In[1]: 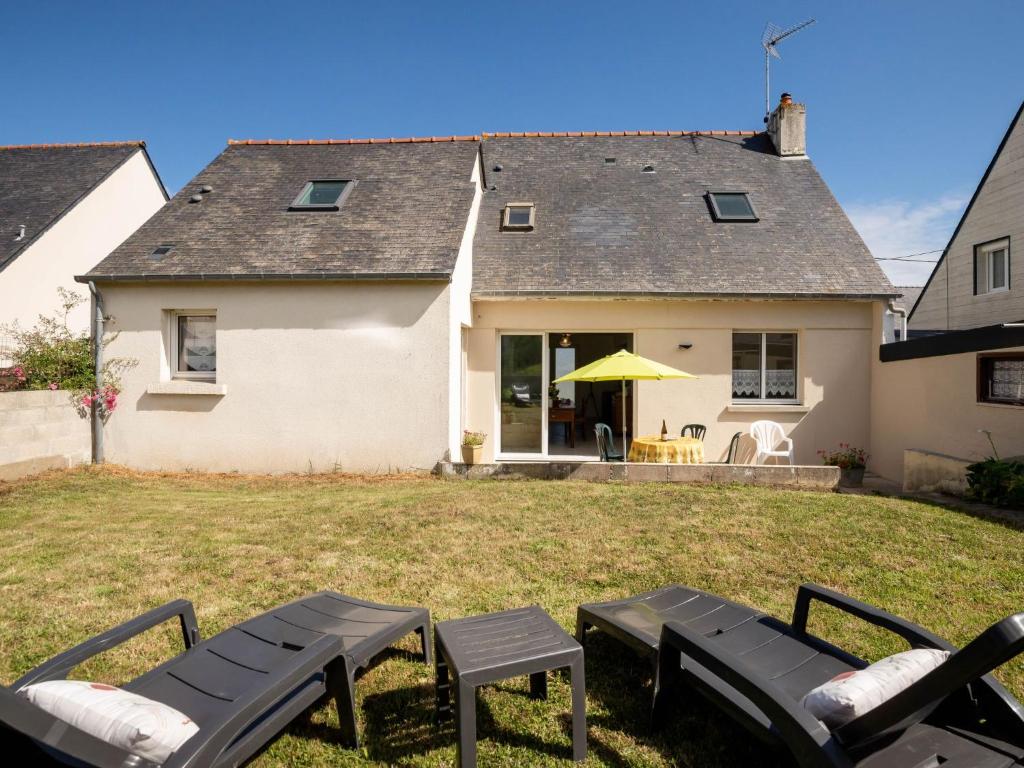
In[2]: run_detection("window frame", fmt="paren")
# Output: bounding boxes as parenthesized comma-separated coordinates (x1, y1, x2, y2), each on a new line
(501, 202, 536, 231)
(170, 311, 217, 381)
(977, 352, 1024, 407)
(731, 331, 800, 404)
(288, 179, 354, 211)
(706, 191, 759, 222)
(974, 236, 1010, 295)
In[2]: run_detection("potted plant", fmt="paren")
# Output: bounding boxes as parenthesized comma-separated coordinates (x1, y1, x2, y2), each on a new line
(461, 430, 486, 465)
(818, 443, 868, 487)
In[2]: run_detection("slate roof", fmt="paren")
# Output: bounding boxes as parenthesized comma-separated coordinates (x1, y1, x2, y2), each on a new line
(893, 285, 922, 312)
(83, 131, 893, 298)
(86, 138, 480, 280)
(0, 142, 154, 271)
(473, 133, 894, 297)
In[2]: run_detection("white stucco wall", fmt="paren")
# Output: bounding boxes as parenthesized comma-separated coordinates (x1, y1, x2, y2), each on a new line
(0, 151, 165, 333)
(99, 280, 453, 473)
(446, 155, 482, 457)
(465, 299, 879, 465)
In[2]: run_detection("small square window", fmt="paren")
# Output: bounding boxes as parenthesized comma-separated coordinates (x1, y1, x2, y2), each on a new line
(707, 192, 758, 222)
(502, 202, 535, 231)
(172, 313, 216, 380)
(974, 238, 1010, 295)
(289, 180, 351, 210)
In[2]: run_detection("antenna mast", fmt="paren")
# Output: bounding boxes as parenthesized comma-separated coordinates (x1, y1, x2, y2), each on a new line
(762, 19, 816, 122)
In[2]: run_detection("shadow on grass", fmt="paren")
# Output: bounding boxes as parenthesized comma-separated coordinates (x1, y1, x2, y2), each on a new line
(359, 681, 583, 763)
(582, 631, 793, 768)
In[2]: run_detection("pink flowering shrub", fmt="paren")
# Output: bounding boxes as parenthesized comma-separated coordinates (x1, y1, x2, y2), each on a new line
(76, 385, 120, 423)
(817, 443, 867, 469)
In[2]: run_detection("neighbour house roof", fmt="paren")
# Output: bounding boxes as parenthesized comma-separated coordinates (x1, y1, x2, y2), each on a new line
(473, 133, 894, 298)
(908, 100, 1024, 322)
(894, 286, 923, 312)
(84, 139, 480, 280)
(0, 141, 162, 272)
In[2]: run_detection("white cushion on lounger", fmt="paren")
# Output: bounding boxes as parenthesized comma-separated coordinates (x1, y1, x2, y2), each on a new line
(801, 648, 950, 729)
(19, 680, 198, 765)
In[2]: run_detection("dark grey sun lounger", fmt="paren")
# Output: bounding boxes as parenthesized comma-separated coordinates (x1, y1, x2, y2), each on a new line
(1, 591, 431, 767)
(578, 584, 1024, 767)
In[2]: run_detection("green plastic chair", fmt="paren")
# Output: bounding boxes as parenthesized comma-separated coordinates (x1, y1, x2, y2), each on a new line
(594, 423, 624, 462)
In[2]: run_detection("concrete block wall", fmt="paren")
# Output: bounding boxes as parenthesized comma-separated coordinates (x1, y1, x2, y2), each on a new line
(0, 390, 90, 481)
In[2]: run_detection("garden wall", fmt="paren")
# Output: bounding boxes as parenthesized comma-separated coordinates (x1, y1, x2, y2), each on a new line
(0, 391, 90, 481)
(870, 333, 1024, 485)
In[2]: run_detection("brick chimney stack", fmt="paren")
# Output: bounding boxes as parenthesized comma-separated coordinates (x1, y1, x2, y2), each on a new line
(767, 92, 806, 156)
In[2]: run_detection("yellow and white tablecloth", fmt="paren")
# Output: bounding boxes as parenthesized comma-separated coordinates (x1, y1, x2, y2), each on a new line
(627, 435, 704, 464)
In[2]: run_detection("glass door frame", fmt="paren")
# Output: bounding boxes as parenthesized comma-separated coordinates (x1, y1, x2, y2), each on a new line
(495, 331, 549, 460)
(494, 329, 636, 461)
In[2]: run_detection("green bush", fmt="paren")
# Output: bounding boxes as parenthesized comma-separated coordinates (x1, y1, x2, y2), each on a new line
(965, 458, 1024, 509)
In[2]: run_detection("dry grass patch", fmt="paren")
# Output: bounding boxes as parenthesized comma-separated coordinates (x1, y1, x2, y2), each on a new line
(0, 468, 1021, 767)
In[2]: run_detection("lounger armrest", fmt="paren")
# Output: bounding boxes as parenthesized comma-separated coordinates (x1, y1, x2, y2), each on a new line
(13, 599, 200, 689)
(792, 584, 953, 651)
(166, 633, 344, 768)
(658, 621, 850, 768)
(834, 612, 1024, 748)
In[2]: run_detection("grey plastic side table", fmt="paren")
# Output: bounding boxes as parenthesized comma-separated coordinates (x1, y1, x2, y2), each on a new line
(434, 605, 587, 767)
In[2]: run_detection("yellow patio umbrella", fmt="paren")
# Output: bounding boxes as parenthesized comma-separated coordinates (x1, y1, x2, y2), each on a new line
(554, 349, 696, 455)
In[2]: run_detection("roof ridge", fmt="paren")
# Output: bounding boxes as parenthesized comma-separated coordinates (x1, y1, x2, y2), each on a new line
(483, 130, 759, 138)
(0, 140, 145, 151)
(227, 130, 761, 146)
(228, 136, 481, 146)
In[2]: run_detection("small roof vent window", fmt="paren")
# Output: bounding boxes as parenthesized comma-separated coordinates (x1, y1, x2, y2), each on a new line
(150, 244, 175, 261)
(289, 180, 352, 211)
(641, 164, 655, 173)
(502, 202, 535, 231)
(707, 192, 758, 222)
(604, 157, 616, 164)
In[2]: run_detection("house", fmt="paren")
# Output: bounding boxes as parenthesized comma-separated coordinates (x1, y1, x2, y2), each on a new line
(80, 96, 896, 473)
(882, 285, 922, 342)
(0, 142, 167, 337)
(910, 101, 1024, 332)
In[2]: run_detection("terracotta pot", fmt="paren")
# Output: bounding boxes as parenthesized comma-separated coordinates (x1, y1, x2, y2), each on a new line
(461, 444, 482, 465)
(839, 466, 865, 488)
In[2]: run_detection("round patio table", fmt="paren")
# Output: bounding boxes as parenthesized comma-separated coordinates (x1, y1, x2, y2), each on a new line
(627, 435, 704, 464)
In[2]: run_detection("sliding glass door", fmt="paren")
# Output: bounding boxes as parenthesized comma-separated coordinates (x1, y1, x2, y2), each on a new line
(498, 334, 545, 455)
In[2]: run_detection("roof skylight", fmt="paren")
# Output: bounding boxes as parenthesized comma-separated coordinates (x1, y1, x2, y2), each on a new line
(502, 202, 535, 231)
(289, 180, 351, 211)
(707, 192, 758, 222)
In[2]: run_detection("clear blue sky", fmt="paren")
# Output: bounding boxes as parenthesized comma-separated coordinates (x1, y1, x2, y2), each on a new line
(3, 1, 1022, 284)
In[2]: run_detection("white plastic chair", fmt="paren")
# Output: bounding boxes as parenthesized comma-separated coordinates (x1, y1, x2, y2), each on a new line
(749, 420, 794, 465)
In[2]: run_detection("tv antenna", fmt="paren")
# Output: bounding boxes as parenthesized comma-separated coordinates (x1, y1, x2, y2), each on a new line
(762, 19, 815, 122)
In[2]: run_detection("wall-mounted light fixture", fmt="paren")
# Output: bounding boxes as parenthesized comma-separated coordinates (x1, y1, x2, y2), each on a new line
(558, 333, 573, 348)
(678, 343, 693, 350)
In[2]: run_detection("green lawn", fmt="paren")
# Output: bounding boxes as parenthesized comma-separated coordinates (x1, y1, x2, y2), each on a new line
(1, 468, 1021, 767)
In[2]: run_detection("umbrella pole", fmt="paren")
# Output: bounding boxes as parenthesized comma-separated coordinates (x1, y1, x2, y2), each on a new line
(621, 378, 627, 459)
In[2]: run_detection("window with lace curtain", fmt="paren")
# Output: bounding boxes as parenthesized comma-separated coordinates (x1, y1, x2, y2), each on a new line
(978, 353, 1024, 406)
(732, 332, 798, 403)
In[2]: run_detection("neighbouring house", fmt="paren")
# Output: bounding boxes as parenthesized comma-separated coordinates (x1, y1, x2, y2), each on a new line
(872, 101, 1024, 487)
(910, 101, 1024, 333)
(0, 142, 167, 340)
(882, 285, 922, 342)
(80, 95, 897, 473)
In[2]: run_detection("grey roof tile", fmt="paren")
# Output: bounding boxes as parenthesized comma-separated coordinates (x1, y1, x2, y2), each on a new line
(87, 140, 480, 279)
(473, 134, 895, 297)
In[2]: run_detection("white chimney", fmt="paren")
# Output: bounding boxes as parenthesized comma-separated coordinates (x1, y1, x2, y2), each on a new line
(767, 93, 806, 156)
